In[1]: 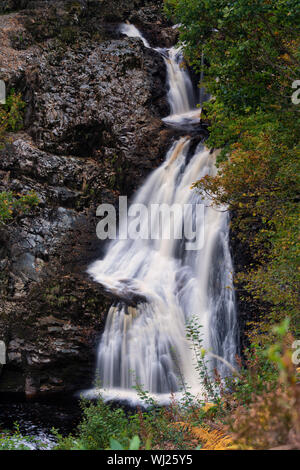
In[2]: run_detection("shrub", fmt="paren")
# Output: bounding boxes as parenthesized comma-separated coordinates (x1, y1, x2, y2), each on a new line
(54, 397, 132, 450)
(0, 191, 39, 225)
(0, 89, 25, 147)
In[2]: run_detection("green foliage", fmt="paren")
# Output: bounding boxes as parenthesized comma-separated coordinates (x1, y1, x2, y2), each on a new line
(186, 318, 221, 402)
(109, 435, 141, 450)
(0, 424, 46, 450)
(54, 396, 132, 450)
(225, 319, 300, 449)
(185, 317, 278, 414)
(53, 317, 300, 451)
(0, 91, 36, 226)
(228, 342, 278, 406)
(165, 0, 299, 114)
(53, 319, 298, 451)
(0, 191, 39, 225)
(3, 89, 26, 131)
(165, 0, 300, 336)
(54, 388, 199, 450)
(0, 89, 25, 146)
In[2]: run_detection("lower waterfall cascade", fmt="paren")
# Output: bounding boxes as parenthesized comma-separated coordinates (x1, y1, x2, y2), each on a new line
(85, 24, 238, 404)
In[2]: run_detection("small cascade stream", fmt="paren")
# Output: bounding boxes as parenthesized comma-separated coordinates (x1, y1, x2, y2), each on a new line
(86, 25, 238, 404)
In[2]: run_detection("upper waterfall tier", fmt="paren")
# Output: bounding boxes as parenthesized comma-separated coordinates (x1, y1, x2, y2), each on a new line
(85, 24, 238, 404)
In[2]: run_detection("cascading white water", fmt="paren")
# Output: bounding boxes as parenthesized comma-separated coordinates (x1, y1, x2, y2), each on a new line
(119, 24, 201, 129)
(119, 23, 150, 48)
(160, 47, 202, 129)
(164, 47, 196, 115)
(86, 25, 238, 403)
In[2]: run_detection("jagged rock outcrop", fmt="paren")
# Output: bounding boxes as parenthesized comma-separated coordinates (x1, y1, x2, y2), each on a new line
(0, 0, 177, 395)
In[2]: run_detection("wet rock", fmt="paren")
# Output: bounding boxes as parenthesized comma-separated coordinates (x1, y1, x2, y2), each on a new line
(8, 338, 25, 349)
(7, 352, 22, 364)
(129, 4, 178, 48)
(37, 316, 65, 326)
(49, 376, 63, 385)
(47, 326, 63, 333)
(25, 38, 169, 160)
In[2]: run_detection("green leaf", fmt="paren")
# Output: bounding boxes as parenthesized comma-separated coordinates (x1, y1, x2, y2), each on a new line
(109, 438, 124, 450)
(129, 436, 140, 450)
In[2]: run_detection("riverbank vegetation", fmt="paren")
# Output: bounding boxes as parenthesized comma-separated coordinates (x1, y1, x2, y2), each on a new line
(0, 90, 39, 224)
(0, 89, 25, 147)
(165, 0, 300, 336)
(164, 0, 300, 449)
(53, 317, 299, 450)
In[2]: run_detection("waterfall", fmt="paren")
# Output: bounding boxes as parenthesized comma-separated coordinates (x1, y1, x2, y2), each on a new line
(160, 47, 202, 129)
(119, 23, 150, 48)
(86, 25, 238, 404)
(163, 47, 196, 115)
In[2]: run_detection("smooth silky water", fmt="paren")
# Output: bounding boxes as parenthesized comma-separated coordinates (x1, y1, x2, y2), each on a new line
(84, 25, 238, 405)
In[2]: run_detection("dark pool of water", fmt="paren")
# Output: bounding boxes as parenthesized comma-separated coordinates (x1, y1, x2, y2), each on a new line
(0, 393, 82, 448)
(0, 392, 148, 449)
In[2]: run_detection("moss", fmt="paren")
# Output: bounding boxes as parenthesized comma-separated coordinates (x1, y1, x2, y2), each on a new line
(57, 296, 69, 307)
(59, 26, 79, 44)
(50, 285, 60, 296)
(87, 298, 98, 307)
(44, 294, 57, 305)
(0, 90, 26, 148)
(66, 0, 83, 13)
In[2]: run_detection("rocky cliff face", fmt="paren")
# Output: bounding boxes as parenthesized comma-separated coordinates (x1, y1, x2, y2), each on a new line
(0, 0, 177, 395)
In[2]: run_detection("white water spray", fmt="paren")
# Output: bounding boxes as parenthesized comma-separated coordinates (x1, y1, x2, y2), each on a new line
(86, 25, 238, 403)
(119, 23, 150, 48)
